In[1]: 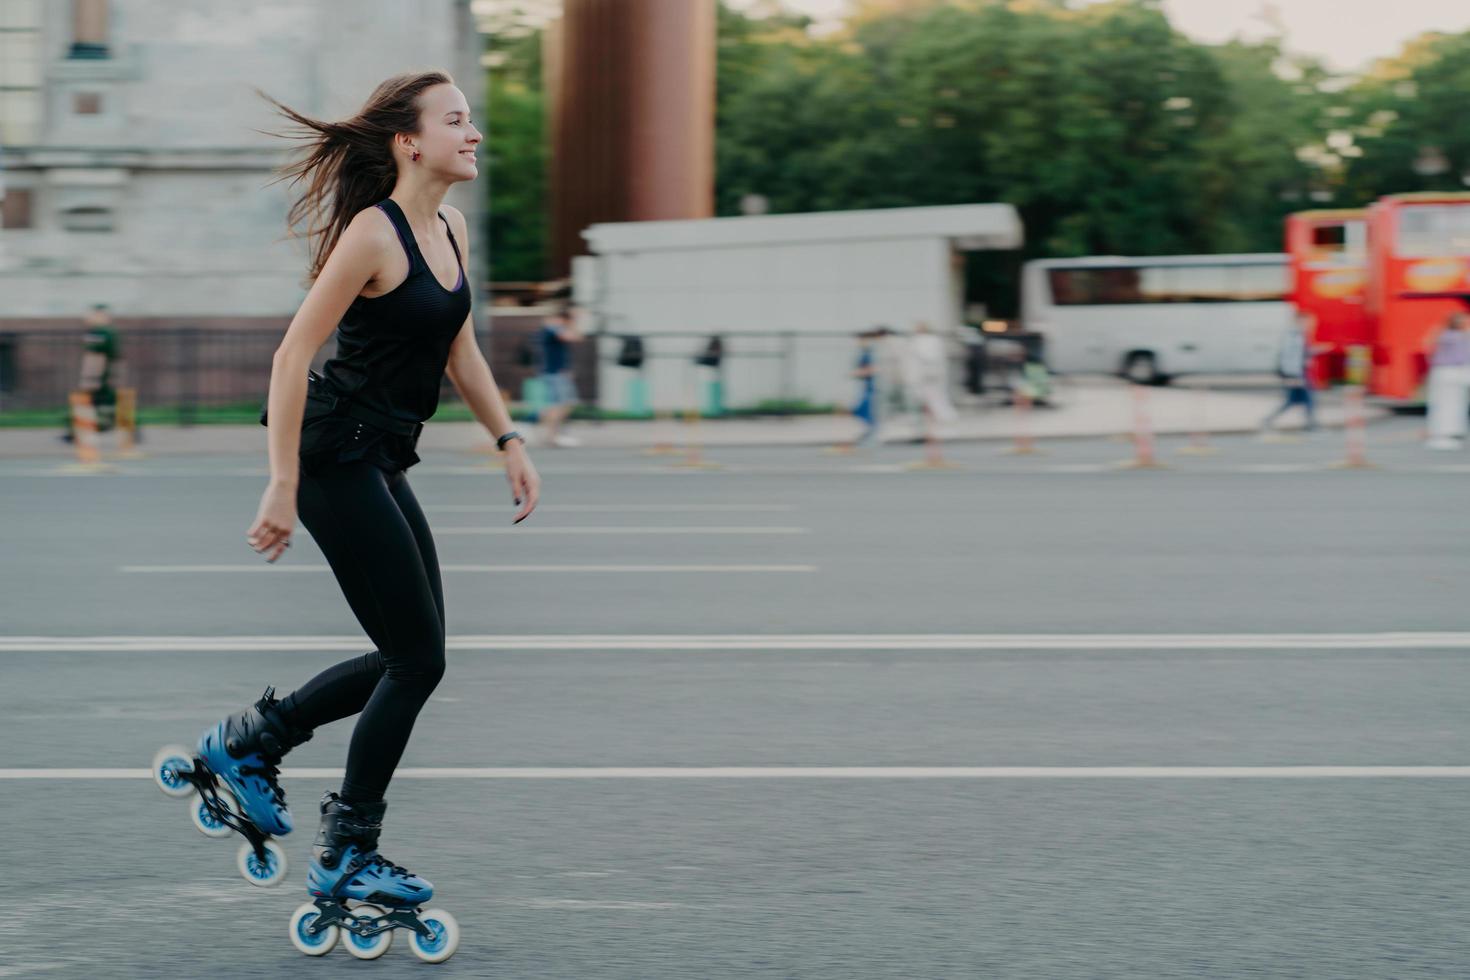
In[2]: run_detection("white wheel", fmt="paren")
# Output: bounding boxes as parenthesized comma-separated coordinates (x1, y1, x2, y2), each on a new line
(189, 790, 236, 839)
(409, 908, 460, 964)
(342, 903, 393, 960)
(289, 902, 339, 956)
(152, 745, 196, 798)
(236, 839, 288, 887)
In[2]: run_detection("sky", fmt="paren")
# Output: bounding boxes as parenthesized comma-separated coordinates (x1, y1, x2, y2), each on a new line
(725, 0, 1470, 72)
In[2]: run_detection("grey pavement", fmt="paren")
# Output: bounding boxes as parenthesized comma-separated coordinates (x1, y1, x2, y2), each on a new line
(2, 416, 1468, 978)
(0, 378, 1383, 459)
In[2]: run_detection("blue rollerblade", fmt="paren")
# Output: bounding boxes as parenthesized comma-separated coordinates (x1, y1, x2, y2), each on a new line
(288, 792, 460, 962)
(150, 686, 312, 887)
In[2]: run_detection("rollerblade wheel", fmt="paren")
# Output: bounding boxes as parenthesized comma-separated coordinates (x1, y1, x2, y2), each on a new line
(236, 839, 288, 887)
(189, 790, 237, 839)
(151, 745, 196, 798)
(289, 902, 339, 956)
(343, 903, 393, 960)
(409, 909, 460, 964)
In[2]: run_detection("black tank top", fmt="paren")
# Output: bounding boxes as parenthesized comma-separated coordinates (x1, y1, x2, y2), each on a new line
(300, 198, 472, 474)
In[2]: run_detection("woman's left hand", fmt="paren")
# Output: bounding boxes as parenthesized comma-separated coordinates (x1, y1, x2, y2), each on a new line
(504, 442, 540, 524)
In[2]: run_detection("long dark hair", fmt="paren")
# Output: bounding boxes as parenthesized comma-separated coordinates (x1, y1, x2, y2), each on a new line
(253, 70, 454, 286)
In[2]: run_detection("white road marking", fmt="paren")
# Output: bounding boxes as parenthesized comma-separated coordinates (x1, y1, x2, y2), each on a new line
(7, 766, 1470, 780)
(7, 463, 1470, 478)
(3, 633, 1468, 653)
(115, 564, 817, 574)
(433, 526, 810, 535)
(424, 504, 798, 513)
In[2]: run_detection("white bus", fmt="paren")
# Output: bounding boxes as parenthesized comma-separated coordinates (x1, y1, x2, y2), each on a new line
(1021, 253, 1294, 384)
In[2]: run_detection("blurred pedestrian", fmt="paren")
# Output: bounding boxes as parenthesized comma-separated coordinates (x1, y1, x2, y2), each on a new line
(1261, 313, 1329, 434)
(907, 321, 958, 438)
(850, 328, 880, 446)
(61, 303, 120, 443)
(537, 303, 584, 447)
(1015, 355, 1054, 407)
(1424, 311, 1470, 450)
(873, 325, 907, 437)
(958, 322, 988, 396)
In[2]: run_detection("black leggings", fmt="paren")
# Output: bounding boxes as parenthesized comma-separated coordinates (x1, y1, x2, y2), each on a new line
(277, 461, 446, 804)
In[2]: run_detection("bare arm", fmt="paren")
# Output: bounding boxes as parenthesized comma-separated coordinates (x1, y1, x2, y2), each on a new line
(441, 206, 541, 523)
(441, 207, 517, 440)
(445, 321, 518, 441)
(247, 209, 389, 563)
(264, 210, 390, 490)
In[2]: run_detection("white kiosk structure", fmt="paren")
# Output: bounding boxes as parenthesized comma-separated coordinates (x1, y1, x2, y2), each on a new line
(575, 203, 1023, 413)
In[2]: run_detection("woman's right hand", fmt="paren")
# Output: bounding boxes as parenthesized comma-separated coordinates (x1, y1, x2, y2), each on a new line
(247, 481, 298, 563)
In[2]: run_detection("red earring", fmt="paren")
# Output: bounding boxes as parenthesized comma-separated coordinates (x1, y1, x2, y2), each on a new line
(411, 150, 420, 162)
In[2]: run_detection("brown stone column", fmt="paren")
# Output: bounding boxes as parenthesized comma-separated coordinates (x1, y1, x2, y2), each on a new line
(547, 0, 715, 277)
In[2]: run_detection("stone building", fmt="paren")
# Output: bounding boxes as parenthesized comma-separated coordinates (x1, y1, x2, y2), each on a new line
(0, 0, 483, 409)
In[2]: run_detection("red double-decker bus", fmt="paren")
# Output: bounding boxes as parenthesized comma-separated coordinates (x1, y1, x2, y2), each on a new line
(1365, 192, 1470, 400)
(1285, 209, 1368, 386)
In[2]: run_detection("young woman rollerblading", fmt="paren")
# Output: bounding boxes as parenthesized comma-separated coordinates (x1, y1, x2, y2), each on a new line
(151, 70, 539, 963)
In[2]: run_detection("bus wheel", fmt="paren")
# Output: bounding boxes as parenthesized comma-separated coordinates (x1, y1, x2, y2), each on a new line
(1123, 352, 1164, 385)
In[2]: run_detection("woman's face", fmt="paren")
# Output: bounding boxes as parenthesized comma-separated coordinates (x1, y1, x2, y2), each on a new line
(410, 83, 482, 181)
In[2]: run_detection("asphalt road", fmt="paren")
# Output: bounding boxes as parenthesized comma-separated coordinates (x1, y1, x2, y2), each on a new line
(2, 418, 1468, 978)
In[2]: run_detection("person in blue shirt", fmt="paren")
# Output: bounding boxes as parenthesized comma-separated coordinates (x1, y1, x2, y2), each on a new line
(1261, 313, 1331, 433)
(851, 328, 880, 446)
(538, 305, 584, 447)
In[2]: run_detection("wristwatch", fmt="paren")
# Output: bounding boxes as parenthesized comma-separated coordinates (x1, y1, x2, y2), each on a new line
(496, 430, 525, 451)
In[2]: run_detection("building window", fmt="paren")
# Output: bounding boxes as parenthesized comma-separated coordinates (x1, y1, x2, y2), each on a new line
(74, 91, 102, 114)
(1, 186, 33, 227)
(61, 205, 113, 232)
(0, 0, 43, 146)
(68, 0, 109, 59)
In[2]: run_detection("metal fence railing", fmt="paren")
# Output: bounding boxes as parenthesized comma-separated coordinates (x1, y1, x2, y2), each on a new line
(0, 327, 488, 423)
(1, 324, 1007, 422)
(585, 327, 1011, 413)
(1, 328, 285, 422)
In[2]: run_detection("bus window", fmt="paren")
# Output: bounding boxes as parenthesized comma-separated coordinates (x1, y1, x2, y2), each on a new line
(1231, 264, 1289, 302)
(1309, 224, 1364, 263)
(1170, 266, 1232, 302)
(1048, 263, 1286, 305)
(1047, 268, 1096, 305)
(1097, 268, 1143, 304)
(1048, 267, 1145, 305)
(1313, 225, 1346, 248)
(1396, 205, 1470, 258)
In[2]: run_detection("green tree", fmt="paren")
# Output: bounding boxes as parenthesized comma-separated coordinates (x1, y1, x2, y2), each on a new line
(1198, 39, 1339, 251)
(485, 20, 548, 281)
(714, 0, 1346, 312)
(1342, 31, 1470, 201)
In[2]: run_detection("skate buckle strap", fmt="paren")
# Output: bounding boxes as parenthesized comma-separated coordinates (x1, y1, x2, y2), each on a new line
(367, 852, 416, 880)
(328, 850, 416, 900)
(238, 757, 287, 806)
(330, 852, 372, 898)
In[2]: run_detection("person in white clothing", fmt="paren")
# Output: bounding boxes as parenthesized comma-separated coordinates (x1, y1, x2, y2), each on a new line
(1424, 311, 1470, 450)
(907, 322, 958, 427)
